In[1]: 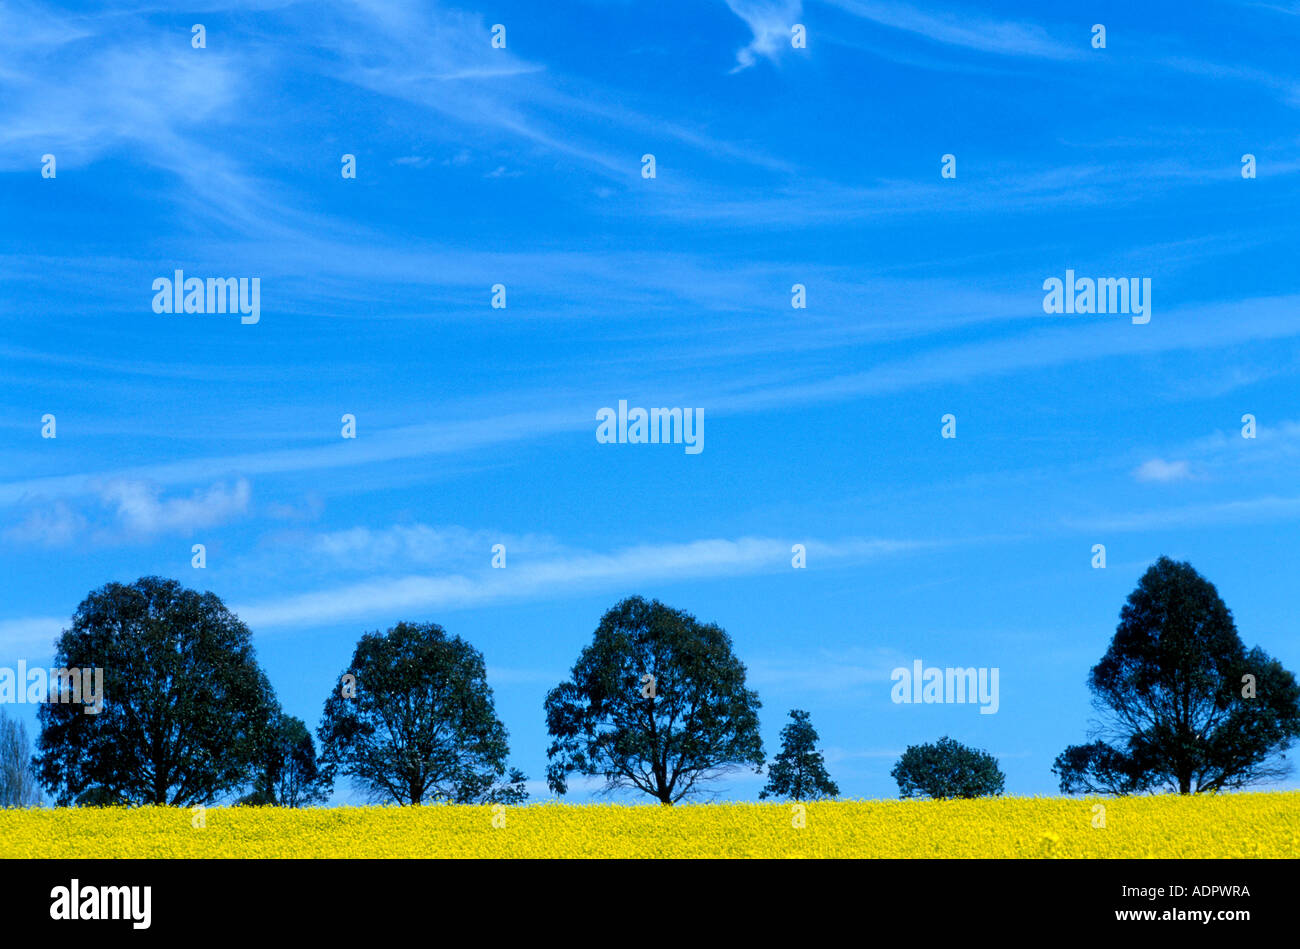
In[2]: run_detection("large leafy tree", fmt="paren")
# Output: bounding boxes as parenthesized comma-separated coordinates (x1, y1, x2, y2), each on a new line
(239, 713, 331, 807)
(318, 622, 526, 805)
(760, 709, 839, 800)
(891, 736, 1005, 800)
(35, 576, 278, 806)
(1054, 556, 1300, 794)
(544, 596, 765, 804)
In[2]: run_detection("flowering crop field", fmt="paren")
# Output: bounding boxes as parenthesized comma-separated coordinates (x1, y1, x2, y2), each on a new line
(3, 793, 1297, 859)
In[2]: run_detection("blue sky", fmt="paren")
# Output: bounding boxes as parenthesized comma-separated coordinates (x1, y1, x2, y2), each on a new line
(3, 0, 1300, 803)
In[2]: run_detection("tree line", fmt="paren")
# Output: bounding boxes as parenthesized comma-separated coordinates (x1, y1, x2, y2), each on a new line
(2, 556, 1297, 808)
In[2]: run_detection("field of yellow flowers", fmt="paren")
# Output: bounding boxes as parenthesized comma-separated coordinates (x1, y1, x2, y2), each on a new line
(2, 792, 1297, 858)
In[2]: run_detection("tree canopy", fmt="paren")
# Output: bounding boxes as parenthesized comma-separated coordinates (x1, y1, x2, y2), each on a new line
(239, 713, 331, 807)
(544, 596, 765, 803)
(1053, 557, 1300, 794)
(891, 736, 1005, 800)
(318, 621, 526, 805)
(35, 576, 278, 806)
(760, 709, 839, 801)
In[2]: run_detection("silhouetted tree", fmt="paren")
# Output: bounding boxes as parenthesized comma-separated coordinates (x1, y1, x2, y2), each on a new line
(761, 709, 839, 800)
(892, 736, 1005, 799)
(240, 713, 331, 807)
(35, 577, 278, 806)
(318, 621, 526, 804)
(545, 596, 764, 803)
(1054, 557, 1300, 794)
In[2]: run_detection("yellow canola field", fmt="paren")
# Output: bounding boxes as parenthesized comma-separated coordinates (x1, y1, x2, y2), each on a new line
(2, 793, 1297, 859)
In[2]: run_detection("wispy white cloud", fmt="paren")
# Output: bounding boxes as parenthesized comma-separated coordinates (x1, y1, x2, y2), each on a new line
(639, 151, 1296, 227)
(706, 293, 1300, 415)
(1133, 458, 1193, 483)
(4, 501, 87, 547)
(235, 534, 932, 629)
(1247, 1, 1300, 14)
(726, 0, 803, 71)
(1065, 494, 1300, 533)
(0, 410, 579, 507)
(99, 478, 251, 535)
(7, 288, 1300, 517)
(3, 478, 251, 546)
(300, 523, 565, 571)
(0, 36, 241, 170)
(1126, 418, 1300, 485)
(820, 0, 1080, 60)
(1156, 55, 1300, 109)
(0, 4, 336, 241)
(822, 0, 1300, 108)
(309, 0, 794, 179)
